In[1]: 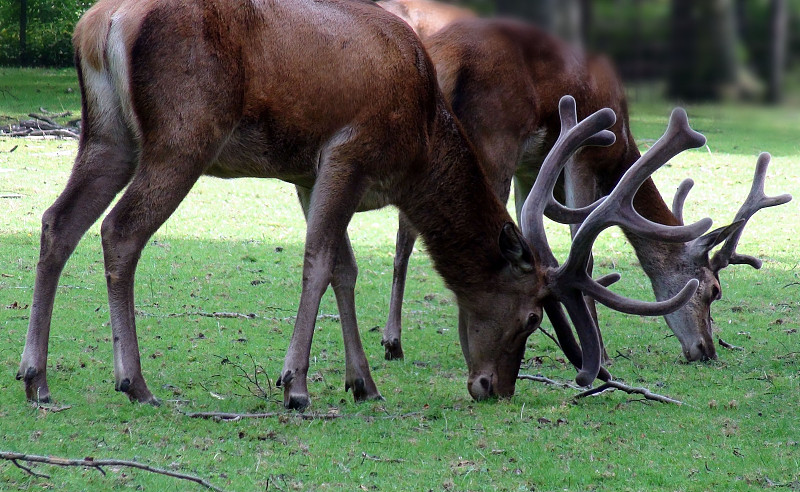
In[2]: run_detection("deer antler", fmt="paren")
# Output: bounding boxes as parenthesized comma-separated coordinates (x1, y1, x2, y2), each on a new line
(519, 95, 712, 386)
(544, 108, 710, 238)
(671, 178, 694, 225)
(710, 153, 792, 271)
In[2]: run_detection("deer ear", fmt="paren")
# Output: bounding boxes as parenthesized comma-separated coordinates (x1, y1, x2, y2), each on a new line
(691, 220, 746, 256)
(499, 222, 534, 273)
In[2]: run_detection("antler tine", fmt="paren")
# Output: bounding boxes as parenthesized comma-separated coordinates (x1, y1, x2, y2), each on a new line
(711, 152, 793, 271)
(520, 95, 616, 268)
(671, 178, 694, 225)
(543, 97, 615, 225)
(600, 107, 712, 243)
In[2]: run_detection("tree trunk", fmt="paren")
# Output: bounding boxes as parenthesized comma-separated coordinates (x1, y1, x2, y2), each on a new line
(495, 0, 551, 24)
(667, 0, 746, 100)
(767, 0, 787, 103)
(495, 0, 584, 47)
(19, 0, 28, 65)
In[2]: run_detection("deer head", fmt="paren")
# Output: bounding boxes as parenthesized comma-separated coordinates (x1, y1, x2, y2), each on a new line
(658, 154, 792, 360)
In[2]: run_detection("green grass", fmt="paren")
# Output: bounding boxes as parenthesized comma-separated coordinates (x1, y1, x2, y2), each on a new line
(1, 70, 799, 490)
(0, 67, 82, 126)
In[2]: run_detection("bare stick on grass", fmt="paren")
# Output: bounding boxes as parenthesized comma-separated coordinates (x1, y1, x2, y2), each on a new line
(573, 380, 684, 405)
(0, 451, 224, 491)
(180, 409, 423, 422)
(518, 373, 684, 405)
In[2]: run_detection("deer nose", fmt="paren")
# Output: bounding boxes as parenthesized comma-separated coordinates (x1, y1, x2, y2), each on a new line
(684, 339, 718, 361)
(467, 374, 495, 401)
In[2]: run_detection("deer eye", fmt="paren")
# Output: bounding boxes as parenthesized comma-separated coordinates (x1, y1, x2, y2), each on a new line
(710, 285, 721, 301)
(525, 313, 540, 330)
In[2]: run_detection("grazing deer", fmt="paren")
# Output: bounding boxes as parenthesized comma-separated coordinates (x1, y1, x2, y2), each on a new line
(374, 2, 792, 363)
(18, 0, 701, 410)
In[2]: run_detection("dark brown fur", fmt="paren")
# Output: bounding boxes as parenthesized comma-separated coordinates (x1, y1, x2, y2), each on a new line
(18, 0, 553, 409)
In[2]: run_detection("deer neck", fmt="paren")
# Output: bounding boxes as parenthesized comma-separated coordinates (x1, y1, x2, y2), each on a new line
(397, 107, 512, 294)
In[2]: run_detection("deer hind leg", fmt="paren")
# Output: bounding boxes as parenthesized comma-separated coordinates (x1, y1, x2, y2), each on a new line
(382, 212, 418, 360)
(100, 144, 213, 404)
(281, 149, 371, 411)
(331, 234, 382, 401)
(18, 130, 137, 403)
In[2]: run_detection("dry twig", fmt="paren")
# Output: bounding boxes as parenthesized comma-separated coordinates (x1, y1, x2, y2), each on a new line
(518, 373, 683, 405)
(180, 409, 422, 422)
(517, 373, 583, 390)
(0, 451, 224, 491)
(360, 452, 406, 464)
(30, 402, 72, 413)
(573, 380, 684, 405)
(718, 338, 744, 351)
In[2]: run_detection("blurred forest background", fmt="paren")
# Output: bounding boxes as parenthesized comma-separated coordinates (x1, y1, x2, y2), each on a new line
(0, 0, 798, 103)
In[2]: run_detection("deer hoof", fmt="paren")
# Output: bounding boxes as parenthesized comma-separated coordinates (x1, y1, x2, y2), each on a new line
(19, 367, 52, 403)
(116, 378, 159, 405)
(284, 393, 311, 412)
(382, 339, 404, 360)
(347, 377, 383, 402)
(118, 378, 131, 393)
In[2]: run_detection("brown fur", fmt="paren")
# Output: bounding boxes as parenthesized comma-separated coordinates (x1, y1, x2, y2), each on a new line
(19, 0, 559, 409)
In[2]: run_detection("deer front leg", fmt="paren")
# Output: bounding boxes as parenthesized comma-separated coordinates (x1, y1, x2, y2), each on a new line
(292, 186, 381, 404)
(18, 138, 135, 403)
(382, 212, 417, 360)
(281, 162, 368, 411)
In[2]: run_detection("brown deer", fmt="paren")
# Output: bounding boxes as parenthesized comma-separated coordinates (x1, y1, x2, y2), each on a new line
(18, 0, 701, 410)
(374, 2, 792, 363)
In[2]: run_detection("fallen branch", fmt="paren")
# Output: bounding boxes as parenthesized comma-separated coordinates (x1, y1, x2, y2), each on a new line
(573, 380, 684, 405)
(136, 309, 339, 323)
(7, 128, 79, 139)
(38, 108, 73, 118)
(360, 452, 406, 464)
(518, 373, 683, 405)
(0, 451, 224, 491)
(1, 116, 81, 139)
(11, 458, 50, 478)
(28, 113, 57, 126)
(718, 338, 744, 351)
(180, 409, 422, 422)
(31, 402, 72, 413)
(517, 373, 583, 391)
(183, 411, 344, 421)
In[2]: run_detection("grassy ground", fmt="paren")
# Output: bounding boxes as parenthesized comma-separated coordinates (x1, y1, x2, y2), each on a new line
(1, 68, 799, 490)
(0, 67, 81, 127)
